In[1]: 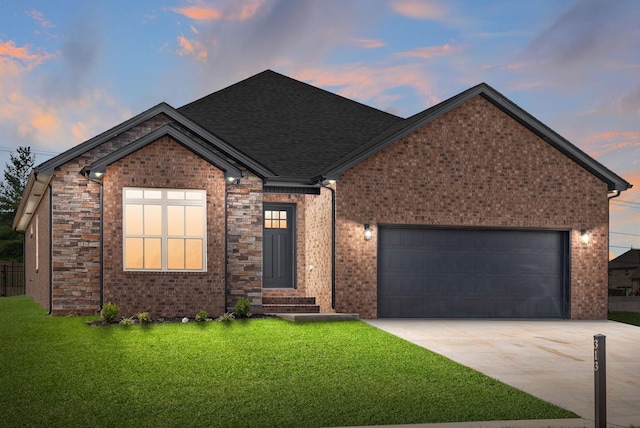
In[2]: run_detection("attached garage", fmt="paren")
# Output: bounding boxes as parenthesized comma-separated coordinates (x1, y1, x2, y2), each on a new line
(377, 227, 570, 318)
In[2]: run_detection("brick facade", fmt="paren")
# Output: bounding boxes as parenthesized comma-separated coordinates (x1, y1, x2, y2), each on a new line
(102, 136, 227, 318)
(334, 96, 609, 319)
(21, 91, 616, 320)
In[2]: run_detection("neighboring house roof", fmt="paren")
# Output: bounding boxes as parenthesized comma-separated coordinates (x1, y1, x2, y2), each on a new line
(609, 249, 640, 270)
(177, 70, 403, 180)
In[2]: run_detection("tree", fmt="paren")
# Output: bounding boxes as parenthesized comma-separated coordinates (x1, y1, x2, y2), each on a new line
(0, 146, 35, 261)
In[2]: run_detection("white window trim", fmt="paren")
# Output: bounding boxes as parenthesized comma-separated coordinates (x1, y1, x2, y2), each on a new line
(123, 187, 207, 272)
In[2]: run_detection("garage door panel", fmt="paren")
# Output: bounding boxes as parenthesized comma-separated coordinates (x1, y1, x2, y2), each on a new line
(378, 227, 568, 318)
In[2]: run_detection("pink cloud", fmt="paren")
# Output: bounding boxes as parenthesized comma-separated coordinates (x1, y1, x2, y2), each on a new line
(581, 131, 640, 158)
(170, 4, 222, 21)
(352, 38, 386, 49)
(26, 9, 53, 28)
(391, 0, 448, 20)
(170, 0, 264, 21)
(294, 63, 439, 114)
(177, 34, 208, 60)
(399, 43, 467, 59)
(0, 40, 54, 68)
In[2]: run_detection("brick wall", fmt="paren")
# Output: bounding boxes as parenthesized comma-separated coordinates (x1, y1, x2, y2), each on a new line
(24, 186, 51, 312)
(48, 114, 172, 315)
(304, 187, 333, 312)
(102, 136, 227, 318)
(335, 96, 609, 319)
(226, 173, 263, 312)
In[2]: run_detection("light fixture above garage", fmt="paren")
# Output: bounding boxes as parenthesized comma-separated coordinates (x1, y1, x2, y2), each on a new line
(364, 224, 373, 241)
(580, 229, 590, 244)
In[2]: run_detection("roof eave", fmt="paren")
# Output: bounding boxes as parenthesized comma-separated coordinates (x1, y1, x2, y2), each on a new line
(13, 170, 52, 232)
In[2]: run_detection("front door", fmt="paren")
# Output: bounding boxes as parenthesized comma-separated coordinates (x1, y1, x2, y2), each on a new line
(263, 203, 296, 288)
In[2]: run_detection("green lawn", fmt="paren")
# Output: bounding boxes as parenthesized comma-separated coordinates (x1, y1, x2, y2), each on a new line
(609, 311, 640, 326)
(0, 296, 576, 427)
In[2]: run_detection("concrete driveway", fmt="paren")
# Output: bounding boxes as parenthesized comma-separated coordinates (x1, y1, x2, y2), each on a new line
(365, 319, 640, 426)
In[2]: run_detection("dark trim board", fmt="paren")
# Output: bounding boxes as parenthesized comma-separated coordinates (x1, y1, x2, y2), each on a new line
(377, 226, 570, 318)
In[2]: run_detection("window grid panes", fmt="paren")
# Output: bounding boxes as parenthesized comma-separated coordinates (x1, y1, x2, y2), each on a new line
(123, 188, 206, 272)
(264, 210, 287, 229)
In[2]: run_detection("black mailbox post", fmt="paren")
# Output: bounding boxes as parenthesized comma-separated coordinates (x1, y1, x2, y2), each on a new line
(594, 334, 606, 428)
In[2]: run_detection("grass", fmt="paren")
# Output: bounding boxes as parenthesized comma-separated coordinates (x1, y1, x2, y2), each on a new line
(0, 296, 576, 427)
(609, 311, 640, 326)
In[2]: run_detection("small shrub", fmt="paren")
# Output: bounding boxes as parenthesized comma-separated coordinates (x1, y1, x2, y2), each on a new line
(137, 312, 152, 323)
(235, 297, 252, 318)
(119, 317, 134, 326)
(216, 312, 235, 322)
(101, 302, 120, 323)
(195, 310, 208, 322)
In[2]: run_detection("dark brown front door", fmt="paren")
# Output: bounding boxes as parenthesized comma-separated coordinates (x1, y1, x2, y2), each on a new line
(263, 203, 296, 288)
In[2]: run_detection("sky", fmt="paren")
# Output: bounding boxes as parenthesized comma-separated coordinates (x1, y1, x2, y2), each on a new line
(0, 0, 638, 258)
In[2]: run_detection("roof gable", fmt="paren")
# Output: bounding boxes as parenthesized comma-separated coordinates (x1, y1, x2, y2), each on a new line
(323, 83, 631, 192)
(35, 103, 272, 178)
(83, 124, 242, 181)
(178, 70, 403, 181)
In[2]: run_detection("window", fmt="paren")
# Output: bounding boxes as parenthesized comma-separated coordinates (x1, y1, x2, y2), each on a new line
(123, 188, 206, 271)
(264, 210, 287, 229)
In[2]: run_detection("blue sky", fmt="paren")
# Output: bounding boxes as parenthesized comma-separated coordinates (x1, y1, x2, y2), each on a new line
(0, 0, 638, 257)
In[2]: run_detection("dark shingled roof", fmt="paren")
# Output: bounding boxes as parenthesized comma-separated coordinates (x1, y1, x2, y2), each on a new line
(609, 249, 640, 270)
(178, 70, 402, 180)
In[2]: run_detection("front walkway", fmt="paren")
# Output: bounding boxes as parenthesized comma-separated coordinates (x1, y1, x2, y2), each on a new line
(365, 319, 640, 427)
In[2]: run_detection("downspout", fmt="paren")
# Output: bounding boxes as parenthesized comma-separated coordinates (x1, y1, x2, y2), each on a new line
(98, 184, 104, 313)
(607, 190, 621, 200)
(48, 183, 53, 315)
(83, 170, 104, 314)
(224, 183, 229, 312)
(320, 183, 336, 310)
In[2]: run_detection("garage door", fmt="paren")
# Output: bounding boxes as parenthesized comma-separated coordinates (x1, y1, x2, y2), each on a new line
(377, 227, 569, 318)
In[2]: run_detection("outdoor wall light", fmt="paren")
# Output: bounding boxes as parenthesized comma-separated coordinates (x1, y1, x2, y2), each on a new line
(580, 229, 590, 244)
(94, 172, 104, 178)
(226, 176, 239, 185)
(364, 224, 373, 241)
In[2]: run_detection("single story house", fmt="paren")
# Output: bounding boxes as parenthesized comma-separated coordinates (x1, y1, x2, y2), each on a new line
(609, 249, 640, 296)
(14, 70, 632, 319)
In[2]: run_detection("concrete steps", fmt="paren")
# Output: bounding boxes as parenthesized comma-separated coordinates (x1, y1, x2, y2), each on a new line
(262, 296, 320, 313)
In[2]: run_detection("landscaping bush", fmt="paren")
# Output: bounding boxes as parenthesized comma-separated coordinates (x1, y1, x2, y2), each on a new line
(101, 302, 119, 323)
(137, 312, 152, 323)
(235, 296, 252, 318)
(195, 310, 208, 322)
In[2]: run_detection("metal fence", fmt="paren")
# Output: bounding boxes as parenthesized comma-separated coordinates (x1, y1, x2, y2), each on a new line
(1, 262, 25, 297)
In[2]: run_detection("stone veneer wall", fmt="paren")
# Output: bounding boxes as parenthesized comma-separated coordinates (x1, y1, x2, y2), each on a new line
(48, 115, 172, 315)
(226, 173, 263, 311)
(24, 186, 51, 312)
(335, 96, 609, 319)
(102, 136, 227, 318)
